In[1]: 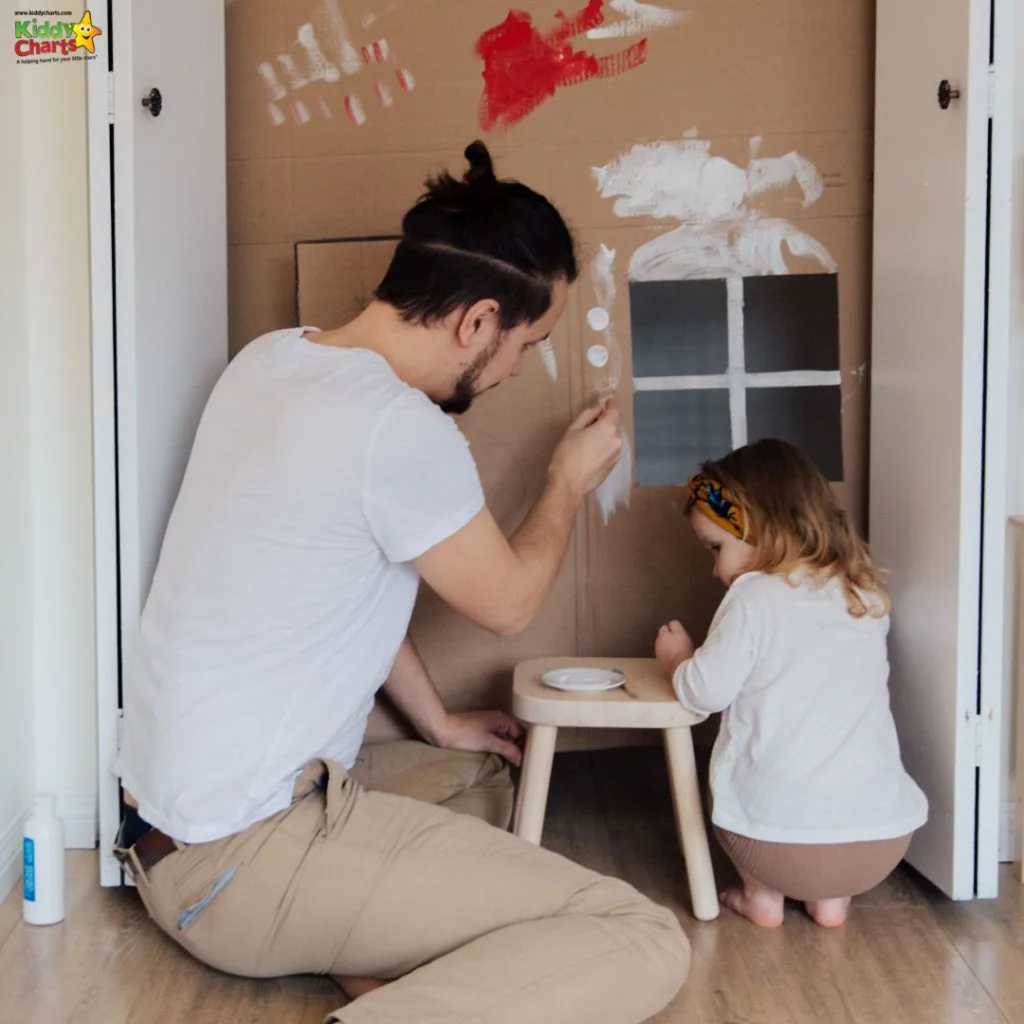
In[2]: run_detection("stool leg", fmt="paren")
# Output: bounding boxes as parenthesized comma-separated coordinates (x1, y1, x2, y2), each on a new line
(663, 726, 719, 922)
(513, 725, 558, 845)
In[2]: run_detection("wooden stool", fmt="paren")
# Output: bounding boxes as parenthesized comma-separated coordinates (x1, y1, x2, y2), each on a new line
(512, 657, 719, 922)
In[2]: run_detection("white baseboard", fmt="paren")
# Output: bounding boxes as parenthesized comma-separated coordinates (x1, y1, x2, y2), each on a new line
(0, 810, 29, 905)
(57, 794, 98, 850)
(1001, 799, 1019, 863)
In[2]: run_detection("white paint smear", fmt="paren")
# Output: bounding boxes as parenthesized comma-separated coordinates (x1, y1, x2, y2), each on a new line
(726, 275, 747, 449)
(587, 244, 632, 524)
(587, 307, 610, 332)
(345, 94, 366, 126)
(268, 103, 286, 126)
(539, 340, 558, 382)
(596, 437, 632, 525)
(587, 344, 609, 368)
(259, 62, 287, 100)
(843, 363, 867, 405)
(298, 22, 340, 83)
(293, 99, 311, 124)
(634, 370, 842, 390)
(589, 244, 620, 393)
(587, 0, 687, 39)
(594, 138, 824, 223)
(594, 136, 836, 281)
(276, 51, 308, 90)
(318, 0, 362, 74)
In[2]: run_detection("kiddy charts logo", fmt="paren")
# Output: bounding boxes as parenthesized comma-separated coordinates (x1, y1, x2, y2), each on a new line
(13, 9, 103, 65)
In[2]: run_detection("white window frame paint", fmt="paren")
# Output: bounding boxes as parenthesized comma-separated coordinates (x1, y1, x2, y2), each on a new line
(631, 274, 842, 453)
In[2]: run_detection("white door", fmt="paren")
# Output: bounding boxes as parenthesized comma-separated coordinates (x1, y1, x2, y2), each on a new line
(871, 0, 1013, 900)
(89, 0, 228, 885)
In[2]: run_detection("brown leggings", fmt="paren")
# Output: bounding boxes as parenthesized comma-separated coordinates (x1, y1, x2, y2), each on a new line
(715, 827, 913, 902)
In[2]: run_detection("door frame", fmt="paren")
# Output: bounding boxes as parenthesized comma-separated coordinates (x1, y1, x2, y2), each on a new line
(86, 11, 121, 887)
(986, 0, 1024, 892)
(977, 0, 1021, 898)
(86, 0, 1023, 894)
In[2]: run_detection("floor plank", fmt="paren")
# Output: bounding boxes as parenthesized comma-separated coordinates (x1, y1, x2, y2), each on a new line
(0, 874, 22, 952)
(0, 749, 1015, 1024)
(931, 865, 1024, 1017)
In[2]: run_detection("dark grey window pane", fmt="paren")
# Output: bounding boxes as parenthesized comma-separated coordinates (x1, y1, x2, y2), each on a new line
(743, 274, 839, 373)
(745, 386, 844, 481)
(629, 280, 729, 377)
(634, 389, 732, 486)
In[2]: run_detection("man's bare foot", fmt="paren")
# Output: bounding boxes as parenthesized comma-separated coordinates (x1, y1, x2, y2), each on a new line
(331, 976, 388, 1001)
(805, 897, 851, 928)
(720, 886, 785, 927)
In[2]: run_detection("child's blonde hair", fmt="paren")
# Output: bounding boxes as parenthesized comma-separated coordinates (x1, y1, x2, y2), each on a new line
(696, 439, 889, 618)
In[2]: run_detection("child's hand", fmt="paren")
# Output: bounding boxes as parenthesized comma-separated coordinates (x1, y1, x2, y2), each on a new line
(656, 621, 695, 676)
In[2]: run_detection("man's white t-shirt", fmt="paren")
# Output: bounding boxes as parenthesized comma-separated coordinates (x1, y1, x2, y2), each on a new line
(674, 572, 929, 844)
(115, 328, 485, 844)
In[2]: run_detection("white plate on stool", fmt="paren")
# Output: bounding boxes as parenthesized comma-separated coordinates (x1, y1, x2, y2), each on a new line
(540, 667, 626, 693)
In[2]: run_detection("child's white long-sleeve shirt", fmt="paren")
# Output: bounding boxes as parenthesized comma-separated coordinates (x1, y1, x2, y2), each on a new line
(674, 571, 928, 844)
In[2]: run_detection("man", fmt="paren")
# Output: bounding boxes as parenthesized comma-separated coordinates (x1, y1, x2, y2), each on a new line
(114, 142, 690, 1024)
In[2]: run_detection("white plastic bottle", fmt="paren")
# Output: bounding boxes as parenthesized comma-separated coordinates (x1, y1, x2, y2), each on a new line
(22, 794, 65, 926)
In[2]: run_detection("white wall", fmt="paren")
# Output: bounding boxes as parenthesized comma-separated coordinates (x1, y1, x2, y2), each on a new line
(0, 1, 37, 902)
(0, 5, 99, 902)
(22, 52, 98, 853)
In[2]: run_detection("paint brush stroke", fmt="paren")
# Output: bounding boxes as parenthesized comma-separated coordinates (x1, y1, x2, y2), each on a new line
(476, 1, 649, 132)
(594, 139, 825, 222)
(539, 340, 558, 381)
(590, 243, 621, 393)
(587, 0, 688, 39)
(588, 244, 632, 524)
(628, 220, 837, 280)
(594, 136, 835, 280)
(596, 440, 632, 524)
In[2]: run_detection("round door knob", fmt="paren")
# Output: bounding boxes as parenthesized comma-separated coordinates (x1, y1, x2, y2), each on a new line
(141, 87, 163, 117)
(938, 80, 961, 110)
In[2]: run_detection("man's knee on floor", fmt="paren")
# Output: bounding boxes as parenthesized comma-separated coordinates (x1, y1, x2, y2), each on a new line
(583, 875, 690, 972)
(634, 897, 690, 1006)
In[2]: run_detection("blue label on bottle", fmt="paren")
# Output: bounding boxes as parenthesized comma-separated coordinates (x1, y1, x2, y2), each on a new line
(23, 837, 36, 902)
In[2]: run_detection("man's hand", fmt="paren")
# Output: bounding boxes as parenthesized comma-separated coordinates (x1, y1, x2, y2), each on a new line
(434, 711, 524, 767)
(656, 620, 695, 678)
(549, 400, 623, 500)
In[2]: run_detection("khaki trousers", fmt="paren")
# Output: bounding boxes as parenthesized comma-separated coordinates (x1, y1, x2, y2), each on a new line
(130, 741, 690, 1024)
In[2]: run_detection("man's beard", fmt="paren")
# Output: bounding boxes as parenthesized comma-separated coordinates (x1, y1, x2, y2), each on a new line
(438, 337, 501, 416)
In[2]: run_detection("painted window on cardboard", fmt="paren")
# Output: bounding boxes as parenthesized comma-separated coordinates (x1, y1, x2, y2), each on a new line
(630, 273, 842, 486)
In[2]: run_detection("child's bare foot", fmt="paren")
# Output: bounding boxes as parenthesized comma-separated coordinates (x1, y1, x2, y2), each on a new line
(720, 885, 785, 927)
(805, 898, 851, 928)
(331, 976, 388, 1001)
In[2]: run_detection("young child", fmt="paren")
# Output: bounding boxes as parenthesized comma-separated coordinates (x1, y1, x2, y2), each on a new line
(655, 439, 928, 928)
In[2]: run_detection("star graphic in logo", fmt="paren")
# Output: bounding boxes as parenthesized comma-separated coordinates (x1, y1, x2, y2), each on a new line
(72, 10, 102, 54)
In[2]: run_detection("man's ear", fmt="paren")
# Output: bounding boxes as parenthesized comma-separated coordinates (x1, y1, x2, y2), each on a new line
(456, 299, 501, 351)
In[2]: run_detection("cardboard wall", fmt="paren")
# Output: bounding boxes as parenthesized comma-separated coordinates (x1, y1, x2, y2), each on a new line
(229, 0, 874, 744)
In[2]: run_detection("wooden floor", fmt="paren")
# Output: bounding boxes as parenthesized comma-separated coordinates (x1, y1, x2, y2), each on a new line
(3, 748, 1024, 1023)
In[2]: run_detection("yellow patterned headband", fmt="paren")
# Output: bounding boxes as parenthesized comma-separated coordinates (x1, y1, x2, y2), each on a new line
(686, 474, 754, 543)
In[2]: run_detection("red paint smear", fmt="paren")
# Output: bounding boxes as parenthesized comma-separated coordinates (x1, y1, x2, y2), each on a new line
(344, 95, 364, 125)
(475, 0, 648, 132)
